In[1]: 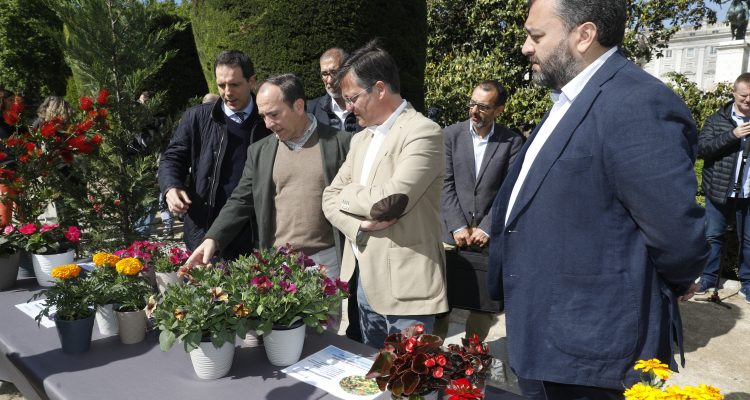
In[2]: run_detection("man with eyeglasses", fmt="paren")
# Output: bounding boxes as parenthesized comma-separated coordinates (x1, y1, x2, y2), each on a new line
(307, 48, 362, 133)
(323, 40, 448, 349)
(433, 80, 523, 342)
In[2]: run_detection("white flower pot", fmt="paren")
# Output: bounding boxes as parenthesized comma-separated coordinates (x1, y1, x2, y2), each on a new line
(95, 304, 119, 336)
(189, 339, 236, 379)
(155, 271, 180, 294)
(32, 250, 75, 287)
(115, 309, 146, 344)
(263, 322, 306, 367)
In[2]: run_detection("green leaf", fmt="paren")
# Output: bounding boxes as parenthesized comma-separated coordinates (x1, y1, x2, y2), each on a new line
(159, 329, 176, 352)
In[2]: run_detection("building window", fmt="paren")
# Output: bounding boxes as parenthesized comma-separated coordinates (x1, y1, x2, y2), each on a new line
(665, 49, 672, 58)
(686, 48, 695, 58)
(709, 46, 717, 55)
(689, 32, 696, 36)
(712, 30, 720, 34)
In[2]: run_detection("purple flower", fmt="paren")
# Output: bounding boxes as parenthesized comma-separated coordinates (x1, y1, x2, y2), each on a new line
(281, 262, 292, 276)
(335, 278, 349, 294)
(252, 276, 272, 293)
(279, 280, 298, 294)
(297, 253, 315, 267)
(323, 278, 337, 296)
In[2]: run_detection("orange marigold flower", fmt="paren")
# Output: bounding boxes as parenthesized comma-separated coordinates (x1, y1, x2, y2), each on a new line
(51, 264, 82, 280)
(115, 257, 143, 276)
(93, 252, 120, 267)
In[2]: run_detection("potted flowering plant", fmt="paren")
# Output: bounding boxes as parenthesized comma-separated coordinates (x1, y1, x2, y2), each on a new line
(366, 325, 491, 400)
(88, 251, 122, 335)
(152, 264, 251, 379)
(30, 264, 96, 353)
(18, 223, 81, 287)
(114, 240, 162, 285)
(151, 245, 190, 293)
(109, 257, 153, 344)
(224, 246, 349, 366)
(0, 224, 25, 290)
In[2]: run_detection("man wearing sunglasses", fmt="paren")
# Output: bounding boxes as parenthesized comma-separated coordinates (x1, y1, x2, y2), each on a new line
(434, 80, 523, 342)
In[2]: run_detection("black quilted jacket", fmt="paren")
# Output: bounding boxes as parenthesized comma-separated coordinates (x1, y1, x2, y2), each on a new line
(698, 102, 741, 205)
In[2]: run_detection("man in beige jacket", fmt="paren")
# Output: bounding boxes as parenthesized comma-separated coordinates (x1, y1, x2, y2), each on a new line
(322, 40, 448, 348)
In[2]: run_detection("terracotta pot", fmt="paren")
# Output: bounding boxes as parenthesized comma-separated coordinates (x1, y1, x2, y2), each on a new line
(0, 185, 14, 226)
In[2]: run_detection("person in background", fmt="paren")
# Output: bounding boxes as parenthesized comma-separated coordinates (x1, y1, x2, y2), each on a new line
(307, 47, 362, 133)
(433, 80, 522, 342)
(159, 50, 272, 259)
(487, 0, 708, 397)
(697, 72, 750, 303)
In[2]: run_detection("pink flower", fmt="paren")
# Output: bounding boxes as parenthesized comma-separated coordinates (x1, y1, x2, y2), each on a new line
(18, 224, 36, 235)
(40, 223, 59, 233)
(63, 226, 80, 243)
(279, 280, 297, 293)
(3, 225, 14, 234)
(252, 276, 272, 293)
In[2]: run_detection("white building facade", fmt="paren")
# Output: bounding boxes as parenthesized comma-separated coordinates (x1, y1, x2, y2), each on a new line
(643, 23, 749, 90)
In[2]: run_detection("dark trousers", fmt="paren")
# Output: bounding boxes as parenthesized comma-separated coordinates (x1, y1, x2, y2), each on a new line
(345, 267, 362, 342)
(517, 377, 624, 400)
(703, 197, 750, 288)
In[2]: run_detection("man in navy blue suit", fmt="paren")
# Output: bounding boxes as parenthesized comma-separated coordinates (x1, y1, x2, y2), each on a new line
(487, 0, 709, 398)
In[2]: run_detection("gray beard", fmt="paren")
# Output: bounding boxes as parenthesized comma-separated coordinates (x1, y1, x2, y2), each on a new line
(326, 88, 342, 99)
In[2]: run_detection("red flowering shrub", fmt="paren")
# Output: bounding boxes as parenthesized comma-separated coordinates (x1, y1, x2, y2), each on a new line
(0, 91, 108, 223)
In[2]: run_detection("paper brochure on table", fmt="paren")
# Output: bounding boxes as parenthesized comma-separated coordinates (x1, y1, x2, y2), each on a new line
(15, 300, 55, 328)
(282, 345, 382, 399)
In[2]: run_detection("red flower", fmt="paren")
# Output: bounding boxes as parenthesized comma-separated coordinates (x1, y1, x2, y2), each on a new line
(424, 357, 436, 368)
(405, 336, 417, 353)
(444, 378, 484, 400)
(24, 142, 36, 154)
(91, 134, 102, 145)
(6, 137, 20, 147)
(432, 366, 444, 378)
(75, 119, 94, 134)
(465, 367, 474, 376)
(18, 154, 29, 163)
(435, 354, 447, 366)
(63, 226, 81, 243)
(414, 324, 425, 335)
(40, 122, 58, 138)
(96, 89, 109, 105)
(3, 111, 18, 126)
(0, 152, 6, 161)
(40, 223, 59, 233)
(10, 97, 24, 114)
(18, 223, 36, 235)
(113, 199, 121, 206)
(80, 96, 93, 111)
(98, 108, 108, 118)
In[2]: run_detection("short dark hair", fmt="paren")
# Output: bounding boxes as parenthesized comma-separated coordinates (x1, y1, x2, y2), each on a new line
(735, 73, 750, 88)
(260, 73, 305, 108)
(337, 39, 400, 94)
(529, 0, 626, 48)
(0, 87, 13, 112)
(214, 50, 255, 80)
(476, 80, 508, 106)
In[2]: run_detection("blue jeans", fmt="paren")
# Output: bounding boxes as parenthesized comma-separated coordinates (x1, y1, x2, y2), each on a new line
(702, 198, 750, 287)
(356, 275, 435, 349)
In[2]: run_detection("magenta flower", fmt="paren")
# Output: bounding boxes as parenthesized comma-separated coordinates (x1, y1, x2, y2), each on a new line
(252, 276, 272, 293)
(323, 278, 337, 296)
(3, 225, 14, 234)
(40, 223, 59, 233)
(18, 223, 36, 235)
(279, 280, 297, 293)
(63, 226, 80, 243)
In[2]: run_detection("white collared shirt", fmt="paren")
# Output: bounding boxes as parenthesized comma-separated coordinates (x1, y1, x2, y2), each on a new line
(470, 123, 495, 179)
(222, 97, 255, 124)
(359, 100, 408, 185)
(330, 96, 350, 130)
(281, 114, 317, 151)
(505, 47, 618, 225)
(730, 104, 750, 198)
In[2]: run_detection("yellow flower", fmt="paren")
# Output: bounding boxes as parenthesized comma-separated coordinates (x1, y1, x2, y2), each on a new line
(635, 358, 672, 380)
(209, 286, 228, 303)
(144, 295, 157, 319)
(115, 257, 143, 276)
(50, 264, 82, 280)
(672, 384, 724, 400)
(233, 303, 250, 317)
(93, 252, 120, 267)
(174, 307, 186, 321)
(624, 383, 665, 400)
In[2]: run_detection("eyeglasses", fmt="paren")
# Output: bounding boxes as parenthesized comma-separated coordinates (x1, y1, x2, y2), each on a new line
(467, 100, 493, 112)
(344, 87, 370, 106)
(320, 69, 338, 79)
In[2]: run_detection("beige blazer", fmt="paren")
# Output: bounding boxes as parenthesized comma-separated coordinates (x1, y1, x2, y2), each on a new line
(322, 104, 448, 316)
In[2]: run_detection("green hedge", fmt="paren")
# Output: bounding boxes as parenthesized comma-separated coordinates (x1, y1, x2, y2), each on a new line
(190, 0, 427, 110)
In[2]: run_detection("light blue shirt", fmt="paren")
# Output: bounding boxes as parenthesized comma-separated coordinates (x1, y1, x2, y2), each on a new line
(730, 105, 750, 198)
(222, 97, 255, 124)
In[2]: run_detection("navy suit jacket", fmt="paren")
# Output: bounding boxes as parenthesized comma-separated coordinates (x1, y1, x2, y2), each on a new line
(487, 51, 708, 389)
(441, 120, 523, 243)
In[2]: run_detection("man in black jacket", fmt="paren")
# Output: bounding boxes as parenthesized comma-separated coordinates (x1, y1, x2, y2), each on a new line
(158, 50, 271, 260)
(698, 72, 750, 302)
(306, 48, 362, 133)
